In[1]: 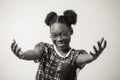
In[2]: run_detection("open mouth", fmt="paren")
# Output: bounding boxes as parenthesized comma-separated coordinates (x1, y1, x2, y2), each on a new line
(56, 42, 65, 47)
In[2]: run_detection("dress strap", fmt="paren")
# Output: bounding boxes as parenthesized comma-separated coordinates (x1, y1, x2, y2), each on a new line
(54, 45, 72, 58)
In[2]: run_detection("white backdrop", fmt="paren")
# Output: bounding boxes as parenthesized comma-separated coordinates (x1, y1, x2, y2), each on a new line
(0, 0, 120, 80)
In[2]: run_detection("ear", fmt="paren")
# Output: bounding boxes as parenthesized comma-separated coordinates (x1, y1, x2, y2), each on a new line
(49, 31, 52, 38)
(50, 35, 52, 38)
(69, 28, 73, 35)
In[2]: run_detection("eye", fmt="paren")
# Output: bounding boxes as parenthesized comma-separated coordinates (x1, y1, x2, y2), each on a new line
(51, 34, 57, 38)
(61, 32, 68, 36)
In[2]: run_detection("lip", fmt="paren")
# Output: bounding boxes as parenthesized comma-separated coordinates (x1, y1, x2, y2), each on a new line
(56, 42, 65, 47)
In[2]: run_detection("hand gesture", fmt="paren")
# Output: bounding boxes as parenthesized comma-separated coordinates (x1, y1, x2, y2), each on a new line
(11, 39, 23, 58)
(90, 37, 107, 60)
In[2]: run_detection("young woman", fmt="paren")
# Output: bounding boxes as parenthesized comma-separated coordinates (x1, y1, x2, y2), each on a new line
(11, 10, 107, 80)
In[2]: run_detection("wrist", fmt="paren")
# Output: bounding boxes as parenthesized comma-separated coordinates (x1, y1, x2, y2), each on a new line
(17, 51, 24, 58)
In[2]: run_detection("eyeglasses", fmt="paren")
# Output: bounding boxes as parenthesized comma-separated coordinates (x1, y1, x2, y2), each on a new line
(50, 31, 70, 39)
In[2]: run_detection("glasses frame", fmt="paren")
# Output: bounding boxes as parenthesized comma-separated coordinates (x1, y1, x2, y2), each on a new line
(50, 31, 71, 40)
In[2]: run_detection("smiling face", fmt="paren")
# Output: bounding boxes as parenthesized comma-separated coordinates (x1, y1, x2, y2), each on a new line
(50, 23, 72, 50)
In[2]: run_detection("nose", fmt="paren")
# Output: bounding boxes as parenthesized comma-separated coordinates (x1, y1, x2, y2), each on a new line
(57, 36, 63, 41)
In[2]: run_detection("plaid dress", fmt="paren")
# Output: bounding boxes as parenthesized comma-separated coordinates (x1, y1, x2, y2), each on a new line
(34, 42, 87, 80)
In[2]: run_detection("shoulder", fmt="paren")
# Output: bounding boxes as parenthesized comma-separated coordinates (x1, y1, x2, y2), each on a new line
(35, 42, 54, 54)
(35, 42, 53, 49)
(70, 49, 88, 63)
(34, 42, 54, 63)
(72, 49, 88, 69)
(71, 49, 87, 56)
(77, 49, 87, 55)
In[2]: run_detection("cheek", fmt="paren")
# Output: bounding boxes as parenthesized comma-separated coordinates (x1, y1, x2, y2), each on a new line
(51, 38, 56, 44)
(60, 37, 71, 44)
(66, 37, 71, 43)
(51, 35, 71, 43)
(51, 38, 71, 44)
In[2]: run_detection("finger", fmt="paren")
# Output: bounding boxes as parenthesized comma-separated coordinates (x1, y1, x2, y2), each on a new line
(16, 46, 21, 54)
(101, 37, 104, 43)
(90, 52, 95, 57)
(11, 44, 14, 52)
(16, 48, 21, 57)
(11, 40, 16, 51)
(93, 45, 98, 53)
(12, 39, 16, 45)
(103, 40, 107, 49)
(94, 44, 101, 57)
(90, 52, 97, 60)
(97, 41, 102, 50)
(13, 44, 18, 54)
(100, 37, 104, 44)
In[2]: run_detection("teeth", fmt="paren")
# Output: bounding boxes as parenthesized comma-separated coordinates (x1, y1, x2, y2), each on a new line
(57, 43, 64, 46)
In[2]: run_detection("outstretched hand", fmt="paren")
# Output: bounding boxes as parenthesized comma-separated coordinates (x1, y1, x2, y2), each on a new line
(11, 39, 23, 58)
(90, 37, 107, 60)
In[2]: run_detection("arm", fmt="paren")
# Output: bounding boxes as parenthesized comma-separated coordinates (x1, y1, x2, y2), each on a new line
(76, 53, 93, 64)
(76, 37, 107, 64)
(11, 40, 43, 60)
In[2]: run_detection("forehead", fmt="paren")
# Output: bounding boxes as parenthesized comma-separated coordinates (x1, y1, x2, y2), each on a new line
(50, 23, 69, 33)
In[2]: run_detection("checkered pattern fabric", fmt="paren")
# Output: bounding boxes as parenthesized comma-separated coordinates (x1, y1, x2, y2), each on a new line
(34, 42, 87, 80)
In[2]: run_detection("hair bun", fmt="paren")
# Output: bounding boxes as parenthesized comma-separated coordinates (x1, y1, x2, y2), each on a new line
(45, 12, 57, 26)
(63, 10, 77, 25)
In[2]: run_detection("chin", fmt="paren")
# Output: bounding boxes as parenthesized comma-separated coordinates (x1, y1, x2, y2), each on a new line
(55, 43, 68, 50)
(53, 40, 70, 50)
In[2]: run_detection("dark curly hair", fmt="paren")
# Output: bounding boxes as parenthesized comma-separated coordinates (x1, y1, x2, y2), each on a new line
(45, 10, 77, 28)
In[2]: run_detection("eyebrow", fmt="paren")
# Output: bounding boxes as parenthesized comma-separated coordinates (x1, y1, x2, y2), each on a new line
(51, 31, 68, 34)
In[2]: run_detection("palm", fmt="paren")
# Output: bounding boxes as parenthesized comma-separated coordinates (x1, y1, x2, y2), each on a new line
(11, 39, 21, 57)
(90, 37, 107, 60)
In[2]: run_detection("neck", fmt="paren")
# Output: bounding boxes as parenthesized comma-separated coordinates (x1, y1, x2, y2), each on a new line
(56, 46, 71, 54)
